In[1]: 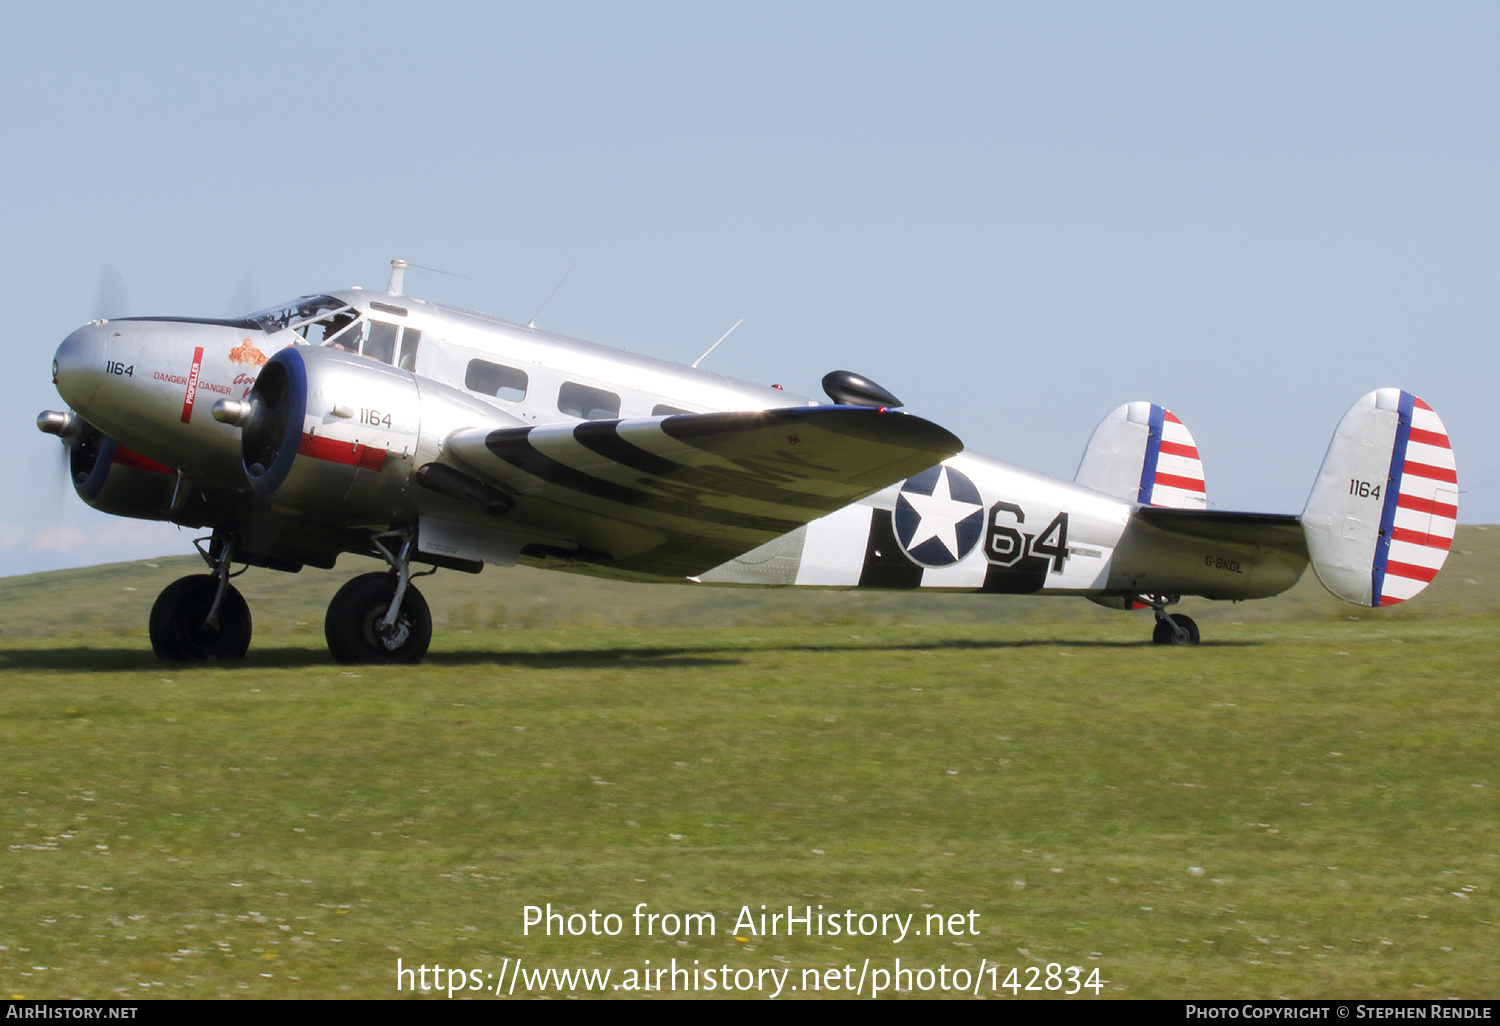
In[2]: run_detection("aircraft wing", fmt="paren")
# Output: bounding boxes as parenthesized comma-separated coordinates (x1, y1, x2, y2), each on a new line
(437, 406, 963, 576)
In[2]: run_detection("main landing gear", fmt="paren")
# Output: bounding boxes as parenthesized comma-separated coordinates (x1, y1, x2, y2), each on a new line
(1146, 596, 1199, 646)
(148, 529, 434, 664)
(323, 530, 433, 664)
(149, 534, 252, 661)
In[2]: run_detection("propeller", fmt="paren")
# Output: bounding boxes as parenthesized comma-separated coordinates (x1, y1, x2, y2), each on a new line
(91, 263, 131, 321)
(43, 263, 259, 509)
(38, 263, 132, 507)
(221, 267, 259, 319)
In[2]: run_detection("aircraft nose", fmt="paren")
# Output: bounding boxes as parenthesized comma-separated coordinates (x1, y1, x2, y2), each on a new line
(52, 323, 110, 408)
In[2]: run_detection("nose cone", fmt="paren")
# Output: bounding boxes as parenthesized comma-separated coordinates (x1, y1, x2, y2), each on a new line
(53, 323, 110, 409)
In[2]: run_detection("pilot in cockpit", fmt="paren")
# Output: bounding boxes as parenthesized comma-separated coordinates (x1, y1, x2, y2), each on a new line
(321, 311, 358, 350)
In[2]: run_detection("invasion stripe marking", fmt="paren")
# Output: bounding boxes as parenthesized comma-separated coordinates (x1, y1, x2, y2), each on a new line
(485, 428, 805, 536)
(570, 421, 849, 515)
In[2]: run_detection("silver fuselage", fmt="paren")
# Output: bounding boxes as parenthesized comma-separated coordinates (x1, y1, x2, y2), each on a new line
(48, 287, 1305, 600)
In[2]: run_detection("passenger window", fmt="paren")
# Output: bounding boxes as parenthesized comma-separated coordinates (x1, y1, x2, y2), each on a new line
(465, 359, 528, 401)
(652, 404, 691, 417)
(365, 321, 398, 364)
(559, 382, 621, 421)
(397, 329, 421, 372)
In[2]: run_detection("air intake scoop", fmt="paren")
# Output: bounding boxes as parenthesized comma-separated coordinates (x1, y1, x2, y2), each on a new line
(822, 370, 902, 408)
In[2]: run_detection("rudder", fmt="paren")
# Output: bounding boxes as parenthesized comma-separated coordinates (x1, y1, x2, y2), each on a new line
(1075, 401, 1207, 509)
(1301, 389, 1457, 606)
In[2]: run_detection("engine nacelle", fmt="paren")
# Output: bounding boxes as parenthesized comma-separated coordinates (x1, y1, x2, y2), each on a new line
(68, 419, 191, 523)
(242, 346, 421, 520)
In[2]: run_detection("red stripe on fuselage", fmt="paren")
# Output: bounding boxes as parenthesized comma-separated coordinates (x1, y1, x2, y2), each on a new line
(297, 433, 387, 471)
(113, 446, 174, 475)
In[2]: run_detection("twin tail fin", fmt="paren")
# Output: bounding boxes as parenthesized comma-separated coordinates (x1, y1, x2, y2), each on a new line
(1075, 401, 1207, 510)
(1302, 388, 1457, 606)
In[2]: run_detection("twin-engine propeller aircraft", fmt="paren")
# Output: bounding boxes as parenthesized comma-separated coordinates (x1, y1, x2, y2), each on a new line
(38, 260, 1459, 663)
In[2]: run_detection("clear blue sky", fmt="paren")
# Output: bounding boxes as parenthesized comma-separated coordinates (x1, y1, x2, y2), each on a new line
(3, 2, 1495, 576)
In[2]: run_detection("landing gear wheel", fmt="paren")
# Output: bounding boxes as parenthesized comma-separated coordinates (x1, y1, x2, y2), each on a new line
(1152, 613, 1200, 645)
(324, 572, 432, 664)
(148, 575, 252, 661)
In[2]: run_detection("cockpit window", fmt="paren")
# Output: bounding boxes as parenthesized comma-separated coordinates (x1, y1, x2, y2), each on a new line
(246, 295, 349, 334)
(306, 311, 362, 346)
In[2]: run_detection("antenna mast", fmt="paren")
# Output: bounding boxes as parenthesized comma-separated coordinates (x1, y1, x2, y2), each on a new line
(528, 263, 576, 329)
(692, 319, 743, 369)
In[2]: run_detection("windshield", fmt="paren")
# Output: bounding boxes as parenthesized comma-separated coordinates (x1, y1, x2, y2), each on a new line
(245, 295, 351, 335)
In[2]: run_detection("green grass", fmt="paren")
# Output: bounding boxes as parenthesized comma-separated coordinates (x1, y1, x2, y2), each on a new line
(0, 531, 1497, 999)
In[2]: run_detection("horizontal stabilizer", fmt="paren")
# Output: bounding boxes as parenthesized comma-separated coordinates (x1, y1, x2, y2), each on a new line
(441, 406, 962, 576)
(1134, 507, 1306, 554)
(1075, 402, 1206, 509)
(1302, 389, 1457, 606)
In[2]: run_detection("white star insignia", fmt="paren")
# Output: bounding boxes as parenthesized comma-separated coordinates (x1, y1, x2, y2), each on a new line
(902, 468, 983, 560)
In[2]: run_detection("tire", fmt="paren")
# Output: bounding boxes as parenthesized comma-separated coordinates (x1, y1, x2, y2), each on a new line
(324, 572, 432, 664)
(148, 575, 253, 661)
(1151, 613, 1200, 645)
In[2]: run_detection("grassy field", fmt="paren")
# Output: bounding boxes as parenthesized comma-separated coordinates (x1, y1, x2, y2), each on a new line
(0, 529, 1496, 1000)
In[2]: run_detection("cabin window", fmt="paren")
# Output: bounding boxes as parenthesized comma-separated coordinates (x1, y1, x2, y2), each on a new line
(365, 321, 399, 364)
(559, 382, 620, 421)
(652, 404, 691, 417)
(397, 329, 420, 371)
(465, 359, 528, 401)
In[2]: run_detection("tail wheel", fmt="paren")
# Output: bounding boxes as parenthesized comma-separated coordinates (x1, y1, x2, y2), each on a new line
(324, 572, 432, 664)
(1152, 613, 1200, 645)
(149, 575, 252, 661)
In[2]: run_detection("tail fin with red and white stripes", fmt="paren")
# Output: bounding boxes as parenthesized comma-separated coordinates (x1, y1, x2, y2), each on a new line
(1301, 389, 1457, 606)
(1075, 401, 1208, 509)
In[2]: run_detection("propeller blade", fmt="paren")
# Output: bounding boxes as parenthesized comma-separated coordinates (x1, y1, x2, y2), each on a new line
(92, 264, 131, 321)
(222, 268, 259, 319)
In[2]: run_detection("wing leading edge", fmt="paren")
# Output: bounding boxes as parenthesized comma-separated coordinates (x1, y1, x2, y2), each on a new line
(440, 406, 963, 577)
